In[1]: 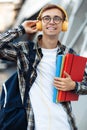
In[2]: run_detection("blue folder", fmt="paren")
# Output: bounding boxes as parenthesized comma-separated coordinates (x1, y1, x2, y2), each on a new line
(53, 55, 63, 103)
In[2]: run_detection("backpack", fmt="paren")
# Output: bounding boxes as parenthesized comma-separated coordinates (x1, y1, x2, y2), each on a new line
(0, 72, 27, 130)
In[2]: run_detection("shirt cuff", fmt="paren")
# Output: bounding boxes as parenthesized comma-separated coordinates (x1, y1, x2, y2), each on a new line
(18, 25, 25, 35)
(72, 82, 79, 93)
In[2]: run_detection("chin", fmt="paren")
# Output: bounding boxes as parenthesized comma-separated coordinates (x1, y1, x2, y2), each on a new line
(47, 32, 58, 36)
(47, 34, 58, 38)
(47, 30, 59, 35)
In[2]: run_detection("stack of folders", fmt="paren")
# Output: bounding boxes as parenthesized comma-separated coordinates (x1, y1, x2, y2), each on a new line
(53, 53, 87, 103)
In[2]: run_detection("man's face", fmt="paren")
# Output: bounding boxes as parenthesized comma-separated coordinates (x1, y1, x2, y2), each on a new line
(41, 8, 63, 37)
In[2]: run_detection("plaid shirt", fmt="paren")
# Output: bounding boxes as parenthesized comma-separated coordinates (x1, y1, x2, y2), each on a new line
(0, 25, 87, 130)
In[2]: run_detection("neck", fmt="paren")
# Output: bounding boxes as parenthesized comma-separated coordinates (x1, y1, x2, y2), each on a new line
(40, 35, 58, 49)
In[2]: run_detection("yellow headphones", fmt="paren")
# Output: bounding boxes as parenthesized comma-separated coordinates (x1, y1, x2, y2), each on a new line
(36, 5, 68, 32)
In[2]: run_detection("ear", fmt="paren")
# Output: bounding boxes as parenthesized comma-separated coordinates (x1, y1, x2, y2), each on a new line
(36, 21, 42, 31)
(62, 21, 68, 32)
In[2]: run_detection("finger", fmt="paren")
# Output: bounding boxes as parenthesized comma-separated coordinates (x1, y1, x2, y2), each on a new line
(32, 29, 38, 33)
(31, 26, 37, 30)
(58, 87, 67, 91)
(54, 77, 65, 82)
(54, 84, 66, 91)
(64, 71, 70, 77)
(54, 82, 62, 86)
(54, 80, 65, 87)
(54, 82, 67, 90)
(26, 21, 37, 27)
(31, 28, 38, 33)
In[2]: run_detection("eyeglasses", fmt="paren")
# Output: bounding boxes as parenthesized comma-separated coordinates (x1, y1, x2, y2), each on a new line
(41, 15, 63, 24)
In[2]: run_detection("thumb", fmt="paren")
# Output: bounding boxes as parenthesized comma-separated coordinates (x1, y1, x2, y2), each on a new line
(64, 71, 70, 78)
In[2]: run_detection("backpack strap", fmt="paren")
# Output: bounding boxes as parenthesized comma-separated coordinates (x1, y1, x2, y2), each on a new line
(0, 72, 22, 108)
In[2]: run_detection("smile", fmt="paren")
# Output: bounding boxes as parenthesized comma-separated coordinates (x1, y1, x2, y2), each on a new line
(47, 27, 56, 30)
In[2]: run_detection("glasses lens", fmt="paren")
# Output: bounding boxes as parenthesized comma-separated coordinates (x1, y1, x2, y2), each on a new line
(42, 16, 50, 23)
(54, 16, 63, 23)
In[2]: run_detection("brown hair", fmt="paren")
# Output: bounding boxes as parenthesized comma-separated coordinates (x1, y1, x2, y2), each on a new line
(37, 4, 67, 21)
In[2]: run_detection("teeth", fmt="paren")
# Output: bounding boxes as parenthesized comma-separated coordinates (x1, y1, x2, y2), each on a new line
(47, 27, 56, 30)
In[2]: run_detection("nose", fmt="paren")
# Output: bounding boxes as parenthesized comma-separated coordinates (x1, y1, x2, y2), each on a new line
(49, 18, 54, 23)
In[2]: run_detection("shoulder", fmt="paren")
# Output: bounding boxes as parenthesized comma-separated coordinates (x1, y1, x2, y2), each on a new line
(61, 45, 77, 55)
(14, 40, 35, 49)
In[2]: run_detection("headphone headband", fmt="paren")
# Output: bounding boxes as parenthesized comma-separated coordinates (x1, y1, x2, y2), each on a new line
(56, 5, 68, 21)
(37, 4, 68, 21)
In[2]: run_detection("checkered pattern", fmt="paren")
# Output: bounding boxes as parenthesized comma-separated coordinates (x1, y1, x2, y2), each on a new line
(0, 25, 87, 130)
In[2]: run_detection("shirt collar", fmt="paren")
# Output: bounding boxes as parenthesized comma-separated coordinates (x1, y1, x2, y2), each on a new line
(33, 34, 66, 54)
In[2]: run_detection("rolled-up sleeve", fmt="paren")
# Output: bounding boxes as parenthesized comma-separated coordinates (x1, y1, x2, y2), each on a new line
(0, 25, 25, 61)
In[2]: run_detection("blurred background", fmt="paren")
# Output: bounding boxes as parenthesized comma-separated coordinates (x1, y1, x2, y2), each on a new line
(0, 0, 87, 129)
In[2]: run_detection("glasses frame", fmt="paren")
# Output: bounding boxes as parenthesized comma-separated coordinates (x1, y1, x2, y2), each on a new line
(41, 15, 64, 24)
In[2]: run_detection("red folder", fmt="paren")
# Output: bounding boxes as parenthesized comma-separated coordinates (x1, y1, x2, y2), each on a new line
(58, 53, 87, 102)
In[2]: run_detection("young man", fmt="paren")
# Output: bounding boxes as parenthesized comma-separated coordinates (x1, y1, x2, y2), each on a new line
(0, 4, 87, 130)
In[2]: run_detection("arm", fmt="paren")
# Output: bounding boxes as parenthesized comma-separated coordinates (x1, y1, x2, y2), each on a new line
(0, 20, 38, 61)
(54, 69, 87, 95)
(56, 47, 87, 95)
(0, 25, 25, 61)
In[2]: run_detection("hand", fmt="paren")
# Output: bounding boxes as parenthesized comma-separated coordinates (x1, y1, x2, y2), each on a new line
(54, 71, 76, 91)
(22, 20, 38, 34)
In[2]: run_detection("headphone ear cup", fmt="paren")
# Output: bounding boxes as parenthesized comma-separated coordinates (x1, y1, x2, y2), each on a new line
(36, 21, 68, 31)
(36, 21, 42, 31)
(62, 21, 68, 32)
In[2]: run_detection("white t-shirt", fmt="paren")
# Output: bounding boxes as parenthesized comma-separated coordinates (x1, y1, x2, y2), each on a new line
(29, 47, 71, 130)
